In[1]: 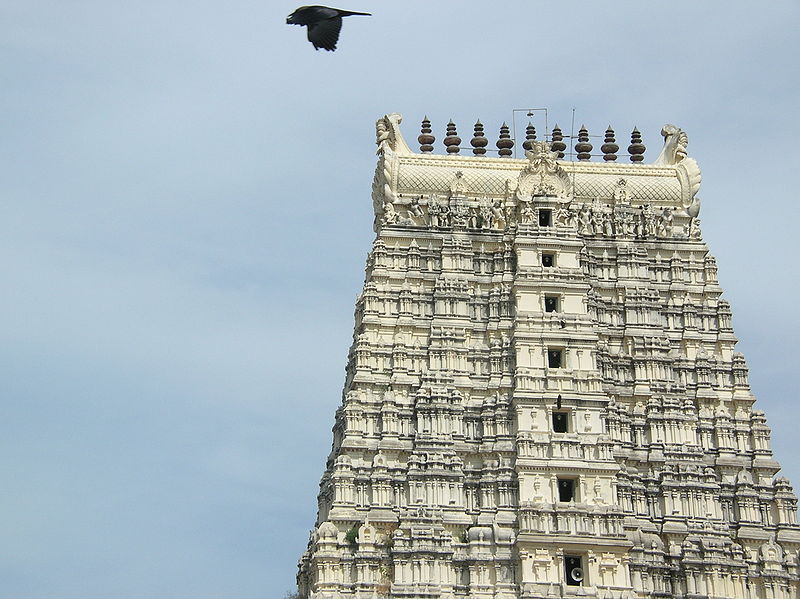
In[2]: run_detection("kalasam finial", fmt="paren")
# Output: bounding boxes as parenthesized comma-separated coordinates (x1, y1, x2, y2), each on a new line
(523, 122, 537, 151)
(496, 123, 514, 157)
(444, 120, 461, 154)
(418, 116, 435, 153)
(602, 126, 619, 162)
(575, 125, 592, 161)
(551, 125, 566, 158)
(628, 127, 645, 163)
(471, 120, 488, 156)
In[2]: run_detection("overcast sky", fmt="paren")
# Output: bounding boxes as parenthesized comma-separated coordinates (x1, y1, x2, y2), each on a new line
(1, 1, 799, 597)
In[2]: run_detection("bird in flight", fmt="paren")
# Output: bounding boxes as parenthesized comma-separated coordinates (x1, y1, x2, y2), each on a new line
(286, 5, 371, 51)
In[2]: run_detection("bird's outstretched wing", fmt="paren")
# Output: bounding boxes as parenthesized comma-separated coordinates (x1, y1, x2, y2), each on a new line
(307, 16, 342, 51)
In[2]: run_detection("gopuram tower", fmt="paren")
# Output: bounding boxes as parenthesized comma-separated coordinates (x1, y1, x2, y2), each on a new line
(296, 113, 800, 599)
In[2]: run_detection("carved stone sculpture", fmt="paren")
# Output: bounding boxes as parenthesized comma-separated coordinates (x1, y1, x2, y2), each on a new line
(654, 124, 689, 166)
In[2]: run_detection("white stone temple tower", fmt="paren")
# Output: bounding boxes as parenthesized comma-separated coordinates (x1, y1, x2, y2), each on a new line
(296, 113, 800, 598)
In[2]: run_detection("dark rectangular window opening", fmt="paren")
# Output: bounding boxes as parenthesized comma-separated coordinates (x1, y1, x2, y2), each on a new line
(552, 412, 569, 433)
(558, 478, 575, 502)
(541, 253, 555, 267)
(544, 295, 559, 313)
(539, 209, 552, 227)
(547, 349, 563, 368)
(565, 555, 584, 586)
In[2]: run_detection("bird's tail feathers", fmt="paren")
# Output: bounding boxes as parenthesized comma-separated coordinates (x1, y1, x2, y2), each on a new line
(340, 10, 371, 16)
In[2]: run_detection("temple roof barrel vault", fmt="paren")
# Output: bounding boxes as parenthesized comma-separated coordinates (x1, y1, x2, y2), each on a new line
(296, 112, 800, 599)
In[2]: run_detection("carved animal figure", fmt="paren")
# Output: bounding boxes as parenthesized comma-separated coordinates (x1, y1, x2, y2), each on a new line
(286, 5, 371, 51)
(654, 124, 689, 165)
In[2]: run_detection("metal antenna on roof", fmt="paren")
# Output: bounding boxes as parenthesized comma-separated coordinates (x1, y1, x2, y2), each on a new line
(570, 107, 578, 192)
(569, 107, 576, 162)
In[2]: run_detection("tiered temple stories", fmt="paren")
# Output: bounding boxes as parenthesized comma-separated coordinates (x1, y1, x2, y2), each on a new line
(297, 114, 800, 598)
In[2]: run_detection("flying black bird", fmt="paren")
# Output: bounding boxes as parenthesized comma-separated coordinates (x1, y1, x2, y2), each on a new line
(286, 5, 371, 51)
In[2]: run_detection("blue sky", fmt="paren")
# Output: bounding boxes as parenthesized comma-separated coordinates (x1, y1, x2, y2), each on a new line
(1, 1, 799, 597)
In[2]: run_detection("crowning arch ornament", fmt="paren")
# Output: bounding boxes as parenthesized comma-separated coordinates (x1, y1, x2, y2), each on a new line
(513, 141, 573, 203)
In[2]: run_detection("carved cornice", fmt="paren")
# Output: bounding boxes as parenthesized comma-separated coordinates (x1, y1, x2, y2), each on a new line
(373, 115, 703, 230)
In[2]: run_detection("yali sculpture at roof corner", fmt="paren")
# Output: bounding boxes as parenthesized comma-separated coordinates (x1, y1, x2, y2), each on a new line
(296, 113, 800, 598)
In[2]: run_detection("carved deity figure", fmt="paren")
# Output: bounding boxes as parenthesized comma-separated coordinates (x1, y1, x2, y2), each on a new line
(479, 202, 493, 230)
(428, 195, 449, 227)
(689, 217, 702, 239)
(614, 208, 632, 237)
(591, 209, 604, 236)
(602, 212, 614, 236)
(519, 202, 535, 225)
(491, 199, 506, 230)
(593, 478, 603, 503)
(632, 212, 643, 238)
(450, 198, 470, 228)
(382, 200, 399, 225)
(624, 213, 636, 237)
(657, 207, 674, 238)
(613, 178, 630, 204)
(450, 171, 468, 196)
(642, 204, 656, 237)
(468, 206, 480, 229)
(498, 565, 511, 583)
(555, 205, 573, 228)
(408, 196, 425, 225)
(532, 475, 544, 501)
(577, 206, 592, 235)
